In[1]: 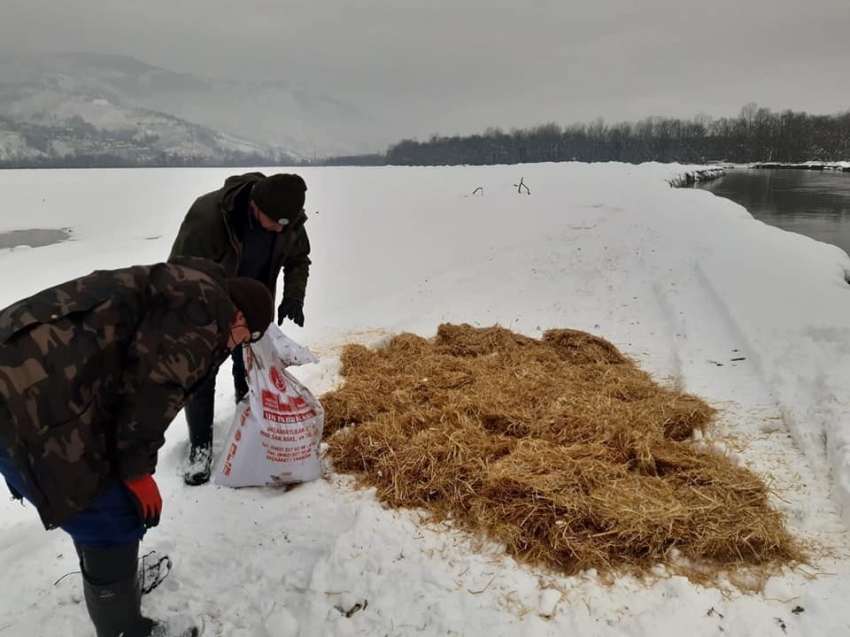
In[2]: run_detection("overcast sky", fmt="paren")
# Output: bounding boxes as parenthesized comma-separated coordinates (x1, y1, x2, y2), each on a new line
(1, 0, 848, 141)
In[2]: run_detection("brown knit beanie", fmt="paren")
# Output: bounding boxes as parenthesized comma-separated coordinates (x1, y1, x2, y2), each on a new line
(226, 278, 274, 336)
(250, 174, 307, 223)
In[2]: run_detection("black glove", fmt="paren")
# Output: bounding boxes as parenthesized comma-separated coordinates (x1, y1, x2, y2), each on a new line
(277, 297, 304, 327)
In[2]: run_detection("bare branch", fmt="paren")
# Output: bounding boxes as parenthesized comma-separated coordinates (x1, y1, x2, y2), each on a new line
(514, 177, 530, 194)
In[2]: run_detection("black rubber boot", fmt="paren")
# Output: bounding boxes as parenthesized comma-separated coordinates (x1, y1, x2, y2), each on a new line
(78, 542, 157, 637)
(183, 373, 216, 486)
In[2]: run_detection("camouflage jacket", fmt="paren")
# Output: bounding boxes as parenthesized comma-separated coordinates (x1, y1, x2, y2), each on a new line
(0, 257, 236, 529)
(168, 173, 311, 302)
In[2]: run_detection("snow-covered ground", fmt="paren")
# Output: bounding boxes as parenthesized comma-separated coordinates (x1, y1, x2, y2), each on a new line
(2, 162, 850, 636)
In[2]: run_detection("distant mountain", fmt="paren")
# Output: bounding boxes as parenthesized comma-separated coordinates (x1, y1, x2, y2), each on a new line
(0, 92, 295, 166)
(0, 52, 380, 166)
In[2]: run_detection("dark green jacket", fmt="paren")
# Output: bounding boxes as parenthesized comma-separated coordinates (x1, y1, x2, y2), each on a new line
(0, 258, 235, 529)
(168, 172, 311, 302)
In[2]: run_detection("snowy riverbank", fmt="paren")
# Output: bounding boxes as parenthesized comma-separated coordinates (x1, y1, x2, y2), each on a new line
(2, 162, 850, 636)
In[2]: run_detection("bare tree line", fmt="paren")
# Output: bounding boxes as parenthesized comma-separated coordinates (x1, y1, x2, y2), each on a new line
(378, 103, 850, 166)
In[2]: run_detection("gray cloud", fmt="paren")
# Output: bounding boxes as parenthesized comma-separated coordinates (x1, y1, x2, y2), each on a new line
(1, 0, 848, 144)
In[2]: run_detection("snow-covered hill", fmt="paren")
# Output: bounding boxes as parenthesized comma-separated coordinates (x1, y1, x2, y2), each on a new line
(0, 53, 380, 164)
(0, 98, 295, 166)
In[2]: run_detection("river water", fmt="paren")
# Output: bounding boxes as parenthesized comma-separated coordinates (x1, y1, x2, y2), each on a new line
(694, 169, 850, 256)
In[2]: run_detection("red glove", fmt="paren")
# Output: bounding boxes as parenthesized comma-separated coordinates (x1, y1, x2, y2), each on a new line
(124, 474, 162, 528)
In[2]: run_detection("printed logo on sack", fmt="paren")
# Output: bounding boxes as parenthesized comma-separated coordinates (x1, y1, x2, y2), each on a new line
(261, 364, 316, 422)
(269, 366, 287, 392)
(261, 389, 311, 415)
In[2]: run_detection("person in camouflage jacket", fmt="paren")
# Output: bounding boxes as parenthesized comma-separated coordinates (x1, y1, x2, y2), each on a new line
(0, 256, 274, 637)
(168, 172, 312, 486)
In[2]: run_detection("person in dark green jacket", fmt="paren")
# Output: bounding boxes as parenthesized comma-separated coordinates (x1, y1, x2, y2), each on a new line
(168, 172, 312, 485)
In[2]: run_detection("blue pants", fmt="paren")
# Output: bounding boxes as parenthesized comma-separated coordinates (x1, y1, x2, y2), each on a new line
(0, 445, 146, 547)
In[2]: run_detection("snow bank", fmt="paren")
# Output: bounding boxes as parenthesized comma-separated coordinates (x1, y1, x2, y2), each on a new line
(666, 166, 726, 186)
(667, 191, 850, 521)
(750, 161, 850, 171)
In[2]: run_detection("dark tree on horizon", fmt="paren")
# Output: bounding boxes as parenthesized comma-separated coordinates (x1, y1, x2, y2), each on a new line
(372, 103, 850, 167)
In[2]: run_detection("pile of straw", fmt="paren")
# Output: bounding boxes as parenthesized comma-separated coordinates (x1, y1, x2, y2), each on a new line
(322, 324, 800, 580)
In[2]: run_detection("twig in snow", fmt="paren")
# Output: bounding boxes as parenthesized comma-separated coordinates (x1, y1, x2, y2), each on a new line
(262, 600, 277, 623)
(514, 177, 530, 194)
(764, 596, 802, 604)
(794, 565, 837, 579)
(54, 570, 80, 586)
(335, 599, 368, 618)
(467, 574, 497, 594)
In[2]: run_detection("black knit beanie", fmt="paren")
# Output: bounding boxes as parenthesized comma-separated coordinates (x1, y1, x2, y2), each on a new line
(226, 278, 274, 336)
(250, 174, 307, 222)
